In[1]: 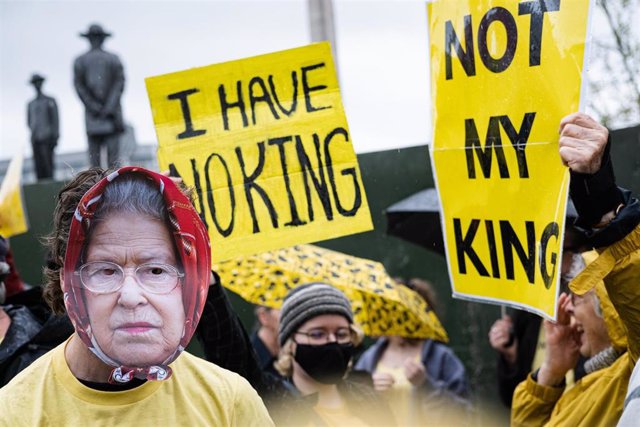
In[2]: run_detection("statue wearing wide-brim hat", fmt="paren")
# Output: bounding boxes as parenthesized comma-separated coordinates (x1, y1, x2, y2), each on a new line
(29, 74, 45, 85)
(74, 22, 124, 169)
(27, 71, 59, 180)
(79, 24, 112, 38)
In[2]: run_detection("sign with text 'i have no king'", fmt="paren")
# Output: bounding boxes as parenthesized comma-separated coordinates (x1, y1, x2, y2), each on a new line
(428, 0, 593, 319)
(146, 43, 372, 262)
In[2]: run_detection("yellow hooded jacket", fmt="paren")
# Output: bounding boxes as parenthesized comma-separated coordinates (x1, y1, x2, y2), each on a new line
(511, 224, 640, 426)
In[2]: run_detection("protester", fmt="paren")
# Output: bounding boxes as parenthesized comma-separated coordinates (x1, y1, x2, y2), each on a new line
(0, 237, 73, 387)
(0, 237, 26, 298)
(619, 362, 640, 426)
(0, 237, 9, 303)
(511, 112, 640, 426)
(0, 167, 272, 426)
(271, 282, 395, 426)
(354, 278, 469, 425)
(489, 230, 587, 407)
(251, 305, 283, 379)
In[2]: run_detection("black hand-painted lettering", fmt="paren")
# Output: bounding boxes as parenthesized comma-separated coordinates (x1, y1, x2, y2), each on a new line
(186, 159, 209, 230)
(268, 72, 299, 116)
(485, 220, 501, 278)
(500, 220, 536, 283)
(249, 77, 280, 125)
(219, 81, 249, 131)
(324, 127, 362, 217)
(167, 89, 207, 139)
(465, 117, 509, 179)
(445, 15, 476, 80)
(268, 136, 306, 227)
(301, 63, 331, 112)
(454, 218, 490, 276)
(499, 112, 536, 178)
(519, 0, 561, 66)
(295, 133, 334, 221)
(478, 7, 518, 73)
(540, 221, 559, 289)
(204, 153, 235, 237)
(235, 142, 278, 233)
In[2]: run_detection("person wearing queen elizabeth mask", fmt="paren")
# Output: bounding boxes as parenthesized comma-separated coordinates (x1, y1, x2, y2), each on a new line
(0, 167, 273, 426)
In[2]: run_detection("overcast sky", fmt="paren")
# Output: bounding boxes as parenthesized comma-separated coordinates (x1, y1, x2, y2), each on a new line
(2, 0, 637, 164)
(0, 0, 432, 161)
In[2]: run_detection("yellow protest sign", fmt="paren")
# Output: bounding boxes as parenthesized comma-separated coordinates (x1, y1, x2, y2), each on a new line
(428, 0, 592, 319)
(146, 42, 372, 262)
(0, 151, 29, 237)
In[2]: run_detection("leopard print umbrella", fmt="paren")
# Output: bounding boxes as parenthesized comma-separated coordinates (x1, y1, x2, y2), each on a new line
(214, 244, 448, 341)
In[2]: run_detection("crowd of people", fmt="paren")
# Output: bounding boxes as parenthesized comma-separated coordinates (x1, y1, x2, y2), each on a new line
(0, 110, 639, 426)
(1, 11, 640, 425)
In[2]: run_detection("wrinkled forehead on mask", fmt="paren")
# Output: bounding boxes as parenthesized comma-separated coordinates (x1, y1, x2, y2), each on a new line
(79, 173, 173, 261)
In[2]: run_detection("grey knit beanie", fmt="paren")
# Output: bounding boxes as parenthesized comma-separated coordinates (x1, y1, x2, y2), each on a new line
(278, 282, 353, 346)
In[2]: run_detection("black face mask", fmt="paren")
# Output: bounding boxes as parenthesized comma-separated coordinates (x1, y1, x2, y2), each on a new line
(294, 342, 354, 385)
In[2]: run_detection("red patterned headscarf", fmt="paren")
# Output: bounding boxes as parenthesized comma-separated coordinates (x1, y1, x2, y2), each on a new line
(62, 167, 211, 383)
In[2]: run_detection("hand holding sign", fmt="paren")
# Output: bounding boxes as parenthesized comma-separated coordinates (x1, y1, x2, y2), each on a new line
(429, 0, 593, 319)
(489, 315, 517, 365)
(559, 112, 609, 174)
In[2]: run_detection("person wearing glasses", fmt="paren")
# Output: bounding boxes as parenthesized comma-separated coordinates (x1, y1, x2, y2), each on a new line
(510, 113, 640, 426)
(271, 282, 395, 426)
(0, 167, 272, 426)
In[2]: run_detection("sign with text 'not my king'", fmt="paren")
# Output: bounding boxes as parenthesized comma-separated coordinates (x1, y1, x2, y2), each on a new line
(428, 0, 593, 319)
(146, 43, 372, 262)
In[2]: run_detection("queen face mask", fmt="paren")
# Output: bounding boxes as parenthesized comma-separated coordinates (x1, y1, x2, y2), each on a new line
(62, 167, 211, 383)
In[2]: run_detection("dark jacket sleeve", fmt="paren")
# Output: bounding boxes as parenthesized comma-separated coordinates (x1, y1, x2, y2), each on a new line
(496, 310, 541, 407)
(422, 340, 470, 400)
(194, 273, 265, 392)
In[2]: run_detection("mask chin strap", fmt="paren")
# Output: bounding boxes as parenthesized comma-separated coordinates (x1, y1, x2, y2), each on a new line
(89, 334, 175, 384)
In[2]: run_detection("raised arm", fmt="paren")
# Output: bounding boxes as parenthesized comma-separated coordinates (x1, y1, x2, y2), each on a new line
(560, 112, 640, 363)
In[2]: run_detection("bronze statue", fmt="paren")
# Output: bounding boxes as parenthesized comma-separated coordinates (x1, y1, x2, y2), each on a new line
(27, 74, 59, 180)
(73, 23, 125, 168)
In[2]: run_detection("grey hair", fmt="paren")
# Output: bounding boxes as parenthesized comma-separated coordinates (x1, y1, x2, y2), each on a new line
(93, 174, 168, 223)
(592, 292, 604, 318)
(82, 175, 176, 266)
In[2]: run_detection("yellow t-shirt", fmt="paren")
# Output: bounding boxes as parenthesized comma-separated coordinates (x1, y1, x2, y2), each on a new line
(0, 340, 273, 427)
(375, 356, 419, 426)
(312, 403, 369, 427)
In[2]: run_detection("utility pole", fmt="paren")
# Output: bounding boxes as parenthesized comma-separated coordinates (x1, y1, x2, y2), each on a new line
(308, 0, 339, 75)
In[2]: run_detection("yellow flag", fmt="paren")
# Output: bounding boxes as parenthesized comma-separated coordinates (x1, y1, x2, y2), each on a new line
(0, 152, 29, 237)
(146, 43, 372, 262)
(428, 0, 593, 319)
